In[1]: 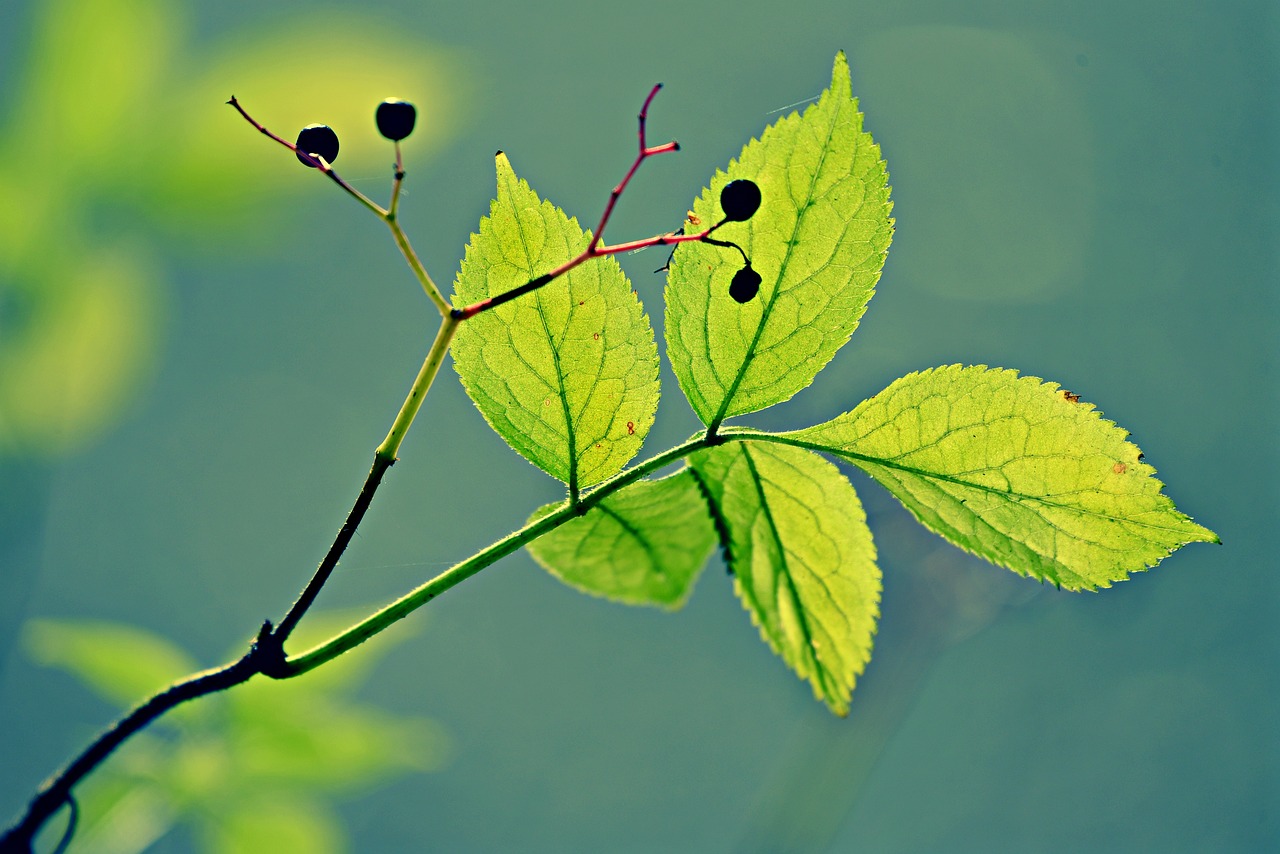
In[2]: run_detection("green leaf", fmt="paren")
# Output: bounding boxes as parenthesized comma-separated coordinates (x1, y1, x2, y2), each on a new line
(666, 52, 893, 428)
(526, 469, 717, 609)
(203, 797, 344, 854)
(786, 365, 1219, 590)
(452, 153, 660, 491)
(691, 441, 880, 715)
(24, 618, 198, 709)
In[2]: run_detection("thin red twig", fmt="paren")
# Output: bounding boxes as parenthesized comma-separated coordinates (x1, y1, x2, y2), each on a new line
(226, 96, 388, 217)
(455, 84, 716, 321)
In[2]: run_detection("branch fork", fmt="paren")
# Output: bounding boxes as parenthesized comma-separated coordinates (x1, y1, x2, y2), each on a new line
(3, 82, 736, 852)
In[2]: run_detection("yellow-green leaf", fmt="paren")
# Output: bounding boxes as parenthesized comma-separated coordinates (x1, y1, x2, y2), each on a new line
(526, 470, 717, 609)
(786, 365, 1218, 590)
(451, 154, 660, 491)
(666, 52, 893, 428)
(691, 442, 880, 715)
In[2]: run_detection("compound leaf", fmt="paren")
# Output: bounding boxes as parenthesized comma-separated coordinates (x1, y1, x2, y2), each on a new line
(786, 365, 1218, 590)
(452, 154, 659, 491)
(691, 441, 880, 715)
(666, 52, 893, 427)
(526, 470, 717, 609)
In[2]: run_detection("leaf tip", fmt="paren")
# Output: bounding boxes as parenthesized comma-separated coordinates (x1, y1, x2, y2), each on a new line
(494, 149, 513, 180)
(831, 50, 852, 96)
(1194, 523, 1221, 546)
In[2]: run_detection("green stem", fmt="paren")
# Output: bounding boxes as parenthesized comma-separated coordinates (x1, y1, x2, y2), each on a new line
(268, 314, 459, 652)
(386, 215, 451, 317)
(377, 316, 460, 461)
(280, 434, 713, 676)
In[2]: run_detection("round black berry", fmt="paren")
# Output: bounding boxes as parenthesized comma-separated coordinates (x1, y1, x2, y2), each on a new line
(376, 99, 417, 141)
(720, 179, 761, 222)
(729, 265, 762, 303)
(295, 124, 339, 167)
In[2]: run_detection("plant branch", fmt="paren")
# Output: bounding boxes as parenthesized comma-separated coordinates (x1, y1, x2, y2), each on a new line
(226, 96, 388, 219)
(227, 97, 452, 316)
(452, 84, 696, 321)
(377, 315, 460, 461)
(5, 84, 716, 850)
(267, 455, 396, 650)
(269, 314, 459, 652)
(279, 433, 715, 676)
(2, 422, 735, 848)
(0, 625, 276, 853)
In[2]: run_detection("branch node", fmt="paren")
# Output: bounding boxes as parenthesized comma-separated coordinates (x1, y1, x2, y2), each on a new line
(251, 620, 290, 679)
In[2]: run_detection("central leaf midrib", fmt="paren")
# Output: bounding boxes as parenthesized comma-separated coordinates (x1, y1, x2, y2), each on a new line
(758, 433, 1198, 540)
(709, 98, 844, 432)
(508, 190, 578, 496)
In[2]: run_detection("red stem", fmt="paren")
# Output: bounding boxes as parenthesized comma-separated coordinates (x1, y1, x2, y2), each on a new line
(226, 96, 388, 216)
(456, 85, 695, 320)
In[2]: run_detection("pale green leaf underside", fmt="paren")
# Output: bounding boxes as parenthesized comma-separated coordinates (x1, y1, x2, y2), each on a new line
(452, 154, 660, 489)
(526, 470, 717, 609)
(666, 52, 894, 427)
(691, 441, 880, 715)
(787, 365, 1218, 590)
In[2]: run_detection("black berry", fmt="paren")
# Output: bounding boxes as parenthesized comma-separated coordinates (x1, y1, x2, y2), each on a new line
(376, 99, 417, 141)
(295, 124, 339, 167)
(720, 179, 761, 222)
(729, 265, 761, 303)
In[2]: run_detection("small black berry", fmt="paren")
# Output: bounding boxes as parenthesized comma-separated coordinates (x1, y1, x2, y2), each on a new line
(376, 99, 417, 141)
(720, 179, 761, 222)
(295, 124, 339, 167)
(729, 265, 762, 303)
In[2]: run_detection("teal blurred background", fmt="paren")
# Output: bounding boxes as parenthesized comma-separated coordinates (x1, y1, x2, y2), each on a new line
(1, 0, 1274, 851)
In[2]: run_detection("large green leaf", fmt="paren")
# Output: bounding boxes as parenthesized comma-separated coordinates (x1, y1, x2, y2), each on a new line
(785, 365, 1218, 590)
(666, 52, 893, 428)
(452, 154, 660, 491)
(526, 470, 717, 609)
(691, 442, 880, 715)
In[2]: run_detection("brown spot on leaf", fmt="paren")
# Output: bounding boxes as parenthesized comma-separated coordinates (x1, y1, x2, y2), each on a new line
(686, 211, 701, 226)
(593, 332, 600, 340)
(1062, 390, 1082, 403)
(1113, 462, 1127, 474)
(626, 421, 635, 435)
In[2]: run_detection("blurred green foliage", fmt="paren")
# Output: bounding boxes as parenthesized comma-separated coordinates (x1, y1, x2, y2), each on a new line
(25, 613, 448, 853)
(0, 0, 467, 456)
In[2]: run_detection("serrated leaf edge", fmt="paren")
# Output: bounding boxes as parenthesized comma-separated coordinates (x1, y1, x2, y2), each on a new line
(784, 364, 1218, 590)
(673, 52, 895, 427)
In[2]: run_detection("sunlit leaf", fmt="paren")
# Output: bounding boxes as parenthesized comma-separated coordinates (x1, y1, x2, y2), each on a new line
(527, 470, 717, 608)
(0, 247, 161, 456)
(24, 619, 197, 709)
(691, 441, 880, 715)
(72, 776, 178, 854)
(666, 52, 893, 427)
(786, 365, 1218, 589)
(452, 153, 660, 491)
(203, 797, 344, 854)
(229, 680, 448, 790)
(2, 0, 179, 185)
